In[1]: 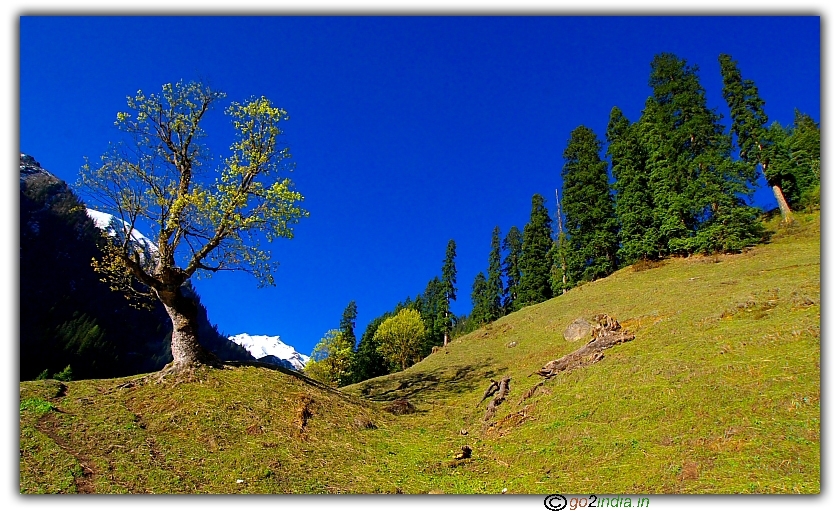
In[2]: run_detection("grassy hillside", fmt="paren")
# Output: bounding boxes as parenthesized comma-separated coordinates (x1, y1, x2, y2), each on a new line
(19, 212, 820, 494)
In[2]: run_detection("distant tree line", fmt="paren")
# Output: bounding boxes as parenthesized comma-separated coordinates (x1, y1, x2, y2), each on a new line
(305, 239, 458, 385)
(304, 52, 819, 387)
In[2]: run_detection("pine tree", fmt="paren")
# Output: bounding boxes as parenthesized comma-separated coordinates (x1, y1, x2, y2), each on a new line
(788, 110, 821, 209)
(641, 53, 762, 255)
(485, 226, 504, 321)
(502, 225, 523, 313)
(440, 240, 457, 346)
(470, 271, 490, 325)
(339, 300, 358, 349)
(518, 194, 554, 307)
(418, 276, 444, 353)
(719, 53, 794, 223)
(351, 314, 391, 383)
(561, 125, 619, 284)
(606, 107, 657, 265)
(641, 54, 707, 253)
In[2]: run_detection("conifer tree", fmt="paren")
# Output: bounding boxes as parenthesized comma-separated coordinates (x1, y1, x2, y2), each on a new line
(719, 53, 794, 223)
(439, 240, 457, 346)
(641, 53, 762, 255)
(606, 107, 657, 265)
(518, 194, 554, 307)
(502, 226, 523, 313)
(470, 272, 490, 325)
(485, 226, 504, 321)
(418, 276, 444, 353)
(640, 54, 708, 252)
(788, 110, 821, 209)
(561, 125, 619, 283)
(339, 300, 358, 349)
(351, 314, 390, 383)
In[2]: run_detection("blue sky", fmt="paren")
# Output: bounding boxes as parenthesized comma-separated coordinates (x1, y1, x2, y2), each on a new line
(19, 16, 820, 358)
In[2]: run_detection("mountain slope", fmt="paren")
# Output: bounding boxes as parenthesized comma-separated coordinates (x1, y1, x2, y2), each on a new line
(19, 212, 820, 494)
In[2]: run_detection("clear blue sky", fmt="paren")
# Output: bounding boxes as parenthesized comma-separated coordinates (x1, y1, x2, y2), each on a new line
(19, 16, 820, 357)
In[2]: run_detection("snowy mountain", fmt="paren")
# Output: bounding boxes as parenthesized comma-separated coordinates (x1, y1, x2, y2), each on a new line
(86, 209, 158, 266)
(228, 334, 309, 371)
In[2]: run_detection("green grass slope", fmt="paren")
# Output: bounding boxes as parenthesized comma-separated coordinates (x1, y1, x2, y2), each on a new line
(20, 213, 820, 494)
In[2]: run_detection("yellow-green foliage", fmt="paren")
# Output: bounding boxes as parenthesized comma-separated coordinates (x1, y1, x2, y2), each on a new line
(374, 308, 426, 370)
(303, 330, 354, 387)
(79, 80, 308, 293)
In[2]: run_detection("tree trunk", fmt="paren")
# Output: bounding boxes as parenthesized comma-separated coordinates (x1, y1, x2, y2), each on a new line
(443, 310, 450, 346)
(762, 162, 794, 224)
(771, 183, 794, 224)
(158, 286, 221, 371)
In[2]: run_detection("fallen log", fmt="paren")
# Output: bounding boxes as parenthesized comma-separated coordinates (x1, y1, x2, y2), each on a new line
(520, 315, 633, 404)
(537, 329, 633, 378)
(539, 313, 634, 376)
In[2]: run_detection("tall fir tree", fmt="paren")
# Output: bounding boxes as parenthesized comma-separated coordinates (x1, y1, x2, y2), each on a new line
(518, 194, 554, 307)
(561, 125, 619, 283)
(719, 53, 794, 223)
(788, 110, 821, 209)
(339, 300, 358, 349)
(606, 107, 657, 265)
(351, 314, 391, 383)
(418, 276, 444, 354)
(470, 272, 491, 325)
(485, 226, 504, 321)
(440, 240, 457, 346)
(641, 53, 762, 255)
(502, 225, 523, 313)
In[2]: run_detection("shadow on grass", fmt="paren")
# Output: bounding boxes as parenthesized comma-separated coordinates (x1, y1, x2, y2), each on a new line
(357, 358, 506, 403)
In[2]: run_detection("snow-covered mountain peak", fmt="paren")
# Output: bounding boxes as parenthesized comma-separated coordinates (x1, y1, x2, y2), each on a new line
(86, 209, 159, 264)
(228, 333, 309, 371)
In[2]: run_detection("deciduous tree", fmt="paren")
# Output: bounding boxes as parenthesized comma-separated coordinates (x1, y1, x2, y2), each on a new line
(374, 308, 426, 371)
(80, 81, 308, 374)
(304, 329, 354, 387)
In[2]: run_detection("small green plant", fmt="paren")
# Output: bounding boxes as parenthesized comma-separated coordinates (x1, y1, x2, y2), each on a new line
(52, 365, 72, 382)
(20, 397, 57, 414)
(35, 369, 50, 380)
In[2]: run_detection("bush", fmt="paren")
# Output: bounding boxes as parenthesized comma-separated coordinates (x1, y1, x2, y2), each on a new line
(53, 365, 73, 382)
